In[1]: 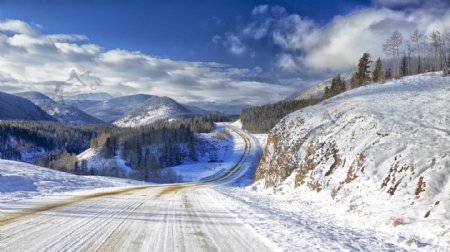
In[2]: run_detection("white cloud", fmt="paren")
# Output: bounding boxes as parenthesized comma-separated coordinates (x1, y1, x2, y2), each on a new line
(0, 19, 291, 113)
(0, 19, 36, 35)
(223, 32, 246, 55)
(227, 4, 450, 75)
(46, 34, 89, 42)
(252, 5, 269, 16)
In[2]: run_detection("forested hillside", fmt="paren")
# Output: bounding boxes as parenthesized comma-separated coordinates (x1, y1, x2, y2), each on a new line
(0, 121, 112, 164)
(80, 114, 235, 182)
(240, 99, 321, 133)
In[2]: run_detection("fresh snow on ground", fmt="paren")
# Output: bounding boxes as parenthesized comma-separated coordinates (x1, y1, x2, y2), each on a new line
(256, 72, 450, 250)
(165, 124, 243, 182)
(0, 159, 143, 204)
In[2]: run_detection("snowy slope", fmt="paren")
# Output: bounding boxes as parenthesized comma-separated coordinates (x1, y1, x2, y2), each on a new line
(286, 72, 353, 100)
(113, 96, 194, 127)
(0, 92, 55, 121)
(83, 94, 152, 122)
(256, 73, 450, 247)
(15, 92, 104, 124)
(0, 159, 142, 203)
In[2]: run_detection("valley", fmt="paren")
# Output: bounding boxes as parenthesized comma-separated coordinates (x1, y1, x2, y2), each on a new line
(1, 2, 450, 250)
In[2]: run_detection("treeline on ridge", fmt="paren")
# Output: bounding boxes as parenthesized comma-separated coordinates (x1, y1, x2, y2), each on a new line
(240, 99, 321, 133)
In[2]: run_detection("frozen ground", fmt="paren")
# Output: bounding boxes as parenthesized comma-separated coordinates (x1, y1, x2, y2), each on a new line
(0, 159, 143, 204)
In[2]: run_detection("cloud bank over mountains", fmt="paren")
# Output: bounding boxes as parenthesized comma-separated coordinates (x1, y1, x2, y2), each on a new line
(0, 19, 291, 113)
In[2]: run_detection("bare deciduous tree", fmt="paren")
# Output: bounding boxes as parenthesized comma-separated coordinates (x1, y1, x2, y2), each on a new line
(411, 29, 423, 73)
(383, 31, 403, 78)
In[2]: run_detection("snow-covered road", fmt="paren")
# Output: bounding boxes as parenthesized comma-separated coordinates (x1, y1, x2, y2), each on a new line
(0, 184, 276, 251)
(0, 125, 413, 251)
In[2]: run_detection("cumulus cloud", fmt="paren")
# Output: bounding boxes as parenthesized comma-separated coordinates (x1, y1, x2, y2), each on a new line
(0, 19, 292, 113)
(220, 4, 450, 76)
(213, 32, 247, 55)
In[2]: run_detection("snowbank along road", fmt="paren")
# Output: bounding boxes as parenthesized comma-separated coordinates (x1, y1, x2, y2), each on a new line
(0, 125, 277, 252)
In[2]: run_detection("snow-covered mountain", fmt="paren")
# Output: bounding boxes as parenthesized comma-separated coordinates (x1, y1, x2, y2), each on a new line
(286, 72, 353, 100)
(256, 73, 450, 244)
(0, 92, 55, 121)
(60, 92, 114, 101)
(15, 92, 104, 124)
(82, 94, 152, 123)
(113, 96, 194, 127)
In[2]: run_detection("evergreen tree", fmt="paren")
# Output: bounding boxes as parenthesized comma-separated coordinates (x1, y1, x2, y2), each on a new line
(323, 86, 332, 99)
(372, 58, 383, 83)
(323, 75, 345, 99)
(353, 53, 373, 88)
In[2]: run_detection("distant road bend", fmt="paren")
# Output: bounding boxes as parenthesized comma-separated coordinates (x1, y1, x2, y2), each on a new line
(0, 125, 275, 252)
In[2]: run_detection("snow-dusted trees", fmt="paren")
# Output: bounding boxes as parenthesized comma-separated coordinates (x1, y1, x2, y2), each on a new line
(92, 114, 232, 181)
(382, 29, 449, 78)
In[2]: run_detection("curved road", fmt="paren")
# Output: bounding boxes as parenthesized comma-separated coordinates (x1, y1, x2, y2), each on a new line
(0, 125, 275, 251)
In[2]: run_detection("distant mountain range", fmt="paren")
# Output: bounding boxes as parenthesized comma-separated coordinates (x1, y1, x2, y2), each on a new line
(0, 92, 56, 121)
(1, 90, 216, 127)
(15, 92, 104, 124)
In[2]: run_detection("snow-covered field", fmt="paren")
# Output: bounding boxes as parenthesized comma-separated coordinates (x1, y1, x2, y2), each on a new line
(256, 72, 450, 249)
(0, 159, 143, 204)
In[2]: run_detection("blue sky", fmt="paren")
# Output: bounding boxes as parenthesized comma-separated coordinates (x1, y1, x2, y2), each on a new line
(0, 0, 448, 113)
(0, 0, 371, 68)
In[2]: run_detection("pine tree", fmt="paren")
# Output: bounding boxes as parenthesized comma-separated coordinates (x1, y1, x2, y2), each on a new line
(322, 75, 345, 99)
(372, 58, 383, 83)
(323, 86, 332, 99)
(356, 53, 372, 87)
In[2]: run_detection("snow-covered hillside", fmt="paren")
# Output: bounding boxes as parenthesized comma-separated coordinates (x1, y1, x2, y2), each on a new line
(16, 92, 104, 124)
(77, 124, 243, 182)
(0, 92, 55, 121)
(286, 72, 353, 100)
(0, 159, 142, 203)
(256, 73, 450, 247)
(113, 96, 194, 127)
